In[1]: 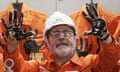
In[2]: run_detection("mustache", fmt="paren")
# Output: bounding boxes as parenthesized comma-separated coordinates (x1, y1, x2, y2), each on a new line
(56, 40, 69, 47)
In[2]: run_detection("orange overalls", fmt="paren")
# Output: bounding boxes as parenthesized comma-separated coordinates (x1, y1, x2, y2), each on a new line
(0, 2, 48, 71)
(0, 27, 5, 72)
(0, 44, 5, 72)
(110, 16, 120, 72)
(0, 52, 5, 72)
(3, 39, 119, 72)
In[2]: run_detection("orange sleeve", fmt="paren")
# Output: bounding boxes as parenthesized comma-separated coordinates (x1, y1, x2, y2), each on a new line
(113, 22, 120, 41)
(0, 53, 5, 72)
(0, 23, 5, 72)
(5, 47, 40, 72)
(93, 39, 119, 72)
(110, 16, 120, 41)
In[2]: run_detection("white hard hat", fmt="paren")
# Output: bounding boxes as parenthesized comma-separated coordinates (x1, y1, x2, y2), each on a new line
(44, 11, 77, 39)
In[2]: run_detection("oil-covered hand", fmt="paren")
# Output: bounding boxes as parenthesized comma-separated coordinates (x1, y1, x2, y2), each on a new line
(1, 10, 34, 41)
(76, 37, 92, 57)
(82, 3, 109, 41)
(24, 29, 44, 55)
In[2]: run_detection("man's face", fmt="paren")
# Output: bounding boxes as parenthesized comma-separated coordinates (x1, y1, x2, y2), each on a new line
(47, 25, 76, 59)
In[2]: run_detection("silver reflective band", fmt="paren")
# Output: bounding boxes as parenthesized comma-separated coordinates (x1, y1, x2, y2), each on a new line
(4, 58, 14, 72)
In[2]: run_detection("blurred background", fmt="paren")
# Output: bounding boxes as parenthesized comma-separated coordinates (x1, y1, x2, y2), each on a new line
(0, 0, 120, 15)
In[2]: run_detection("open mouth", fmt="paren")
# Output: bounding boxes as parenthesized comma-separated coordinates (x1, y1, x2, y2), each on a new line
(56, 43, 68, 48)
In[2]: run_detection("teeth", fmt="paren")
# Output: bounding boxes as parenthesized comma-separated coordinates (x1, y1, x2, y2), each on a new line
(56, 43, 68, 47)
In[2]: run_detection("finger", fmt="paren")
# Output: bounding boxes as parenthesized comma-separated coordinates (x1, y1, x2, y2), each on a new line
(14, 10, 17, 25)
(79, 37, 83, 50)
(23, 29, 26, 33)
(38, 41, 45, 49)
(24, 26, 33, 39)
(1, 33, 7, 42)
(96, 38, 100, 54)
(9, 12, 12, 24)
(86, 3, 94, 18)
(88, 44, 92, 53)
(89, 2, 98, 11)
(84, 38, 88, 51)
(82, 11, 93, 23)
(91, 4, 98, 17)
(18, 13, 23, 27)
(24, 31, 34, 39)
(84, 38, 89, 56)
(1, 18, 8, 29)
(29, 26, 32, 31)
(95, 3, 98, 8)
(33, 29, 38, 39)
(82, 11, 97, 30)
(92, 29, 99, 35)
(84, 38, 92, 54)
(83, 30, 93, 35)
(86, 3, 97, 19)
(0, 41, 5, 48)
(96, 47, 100, 54)
(35, 29, 38, 35)
(91, 0, 98, 7)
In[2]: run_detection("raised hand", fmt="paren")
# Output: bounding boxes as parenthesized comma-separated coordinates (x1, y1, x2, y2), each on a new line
(82, 3, 109, 40)
(24, 29, 44, 55)
(76, 37, 92, 57)
(1, 10, 34, 41)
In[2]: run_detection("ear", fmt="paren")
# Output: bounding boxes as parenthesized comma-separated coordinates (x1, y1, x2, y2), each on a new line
(44, 37, 50, 50)
(76, 36, 78, 46)
(44, 37, 48, 46)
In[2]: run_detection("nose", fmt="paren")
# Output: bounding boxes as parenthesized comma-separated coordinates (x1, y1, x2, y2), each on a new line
(58, 32, 65, 38)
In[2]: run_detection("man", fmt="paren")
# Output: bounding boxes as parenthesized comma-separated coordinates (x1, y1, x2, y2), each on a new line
(4, 11, 119, 72)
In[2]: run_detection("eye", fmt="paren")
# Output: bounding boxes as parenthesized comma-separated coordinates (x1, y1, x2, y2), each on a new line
(63, 30, 73, 36)
(50, 30, 74, 37)
(50, 31, 59, 36)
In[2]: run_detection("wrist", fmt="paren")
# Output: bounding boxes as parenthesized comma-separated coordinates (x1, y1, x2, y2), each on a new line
(7, 45, 18, 53)
(100, 33, 113, 44)
(6, 39, 19, 53)
(100, 33, 109, 41)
